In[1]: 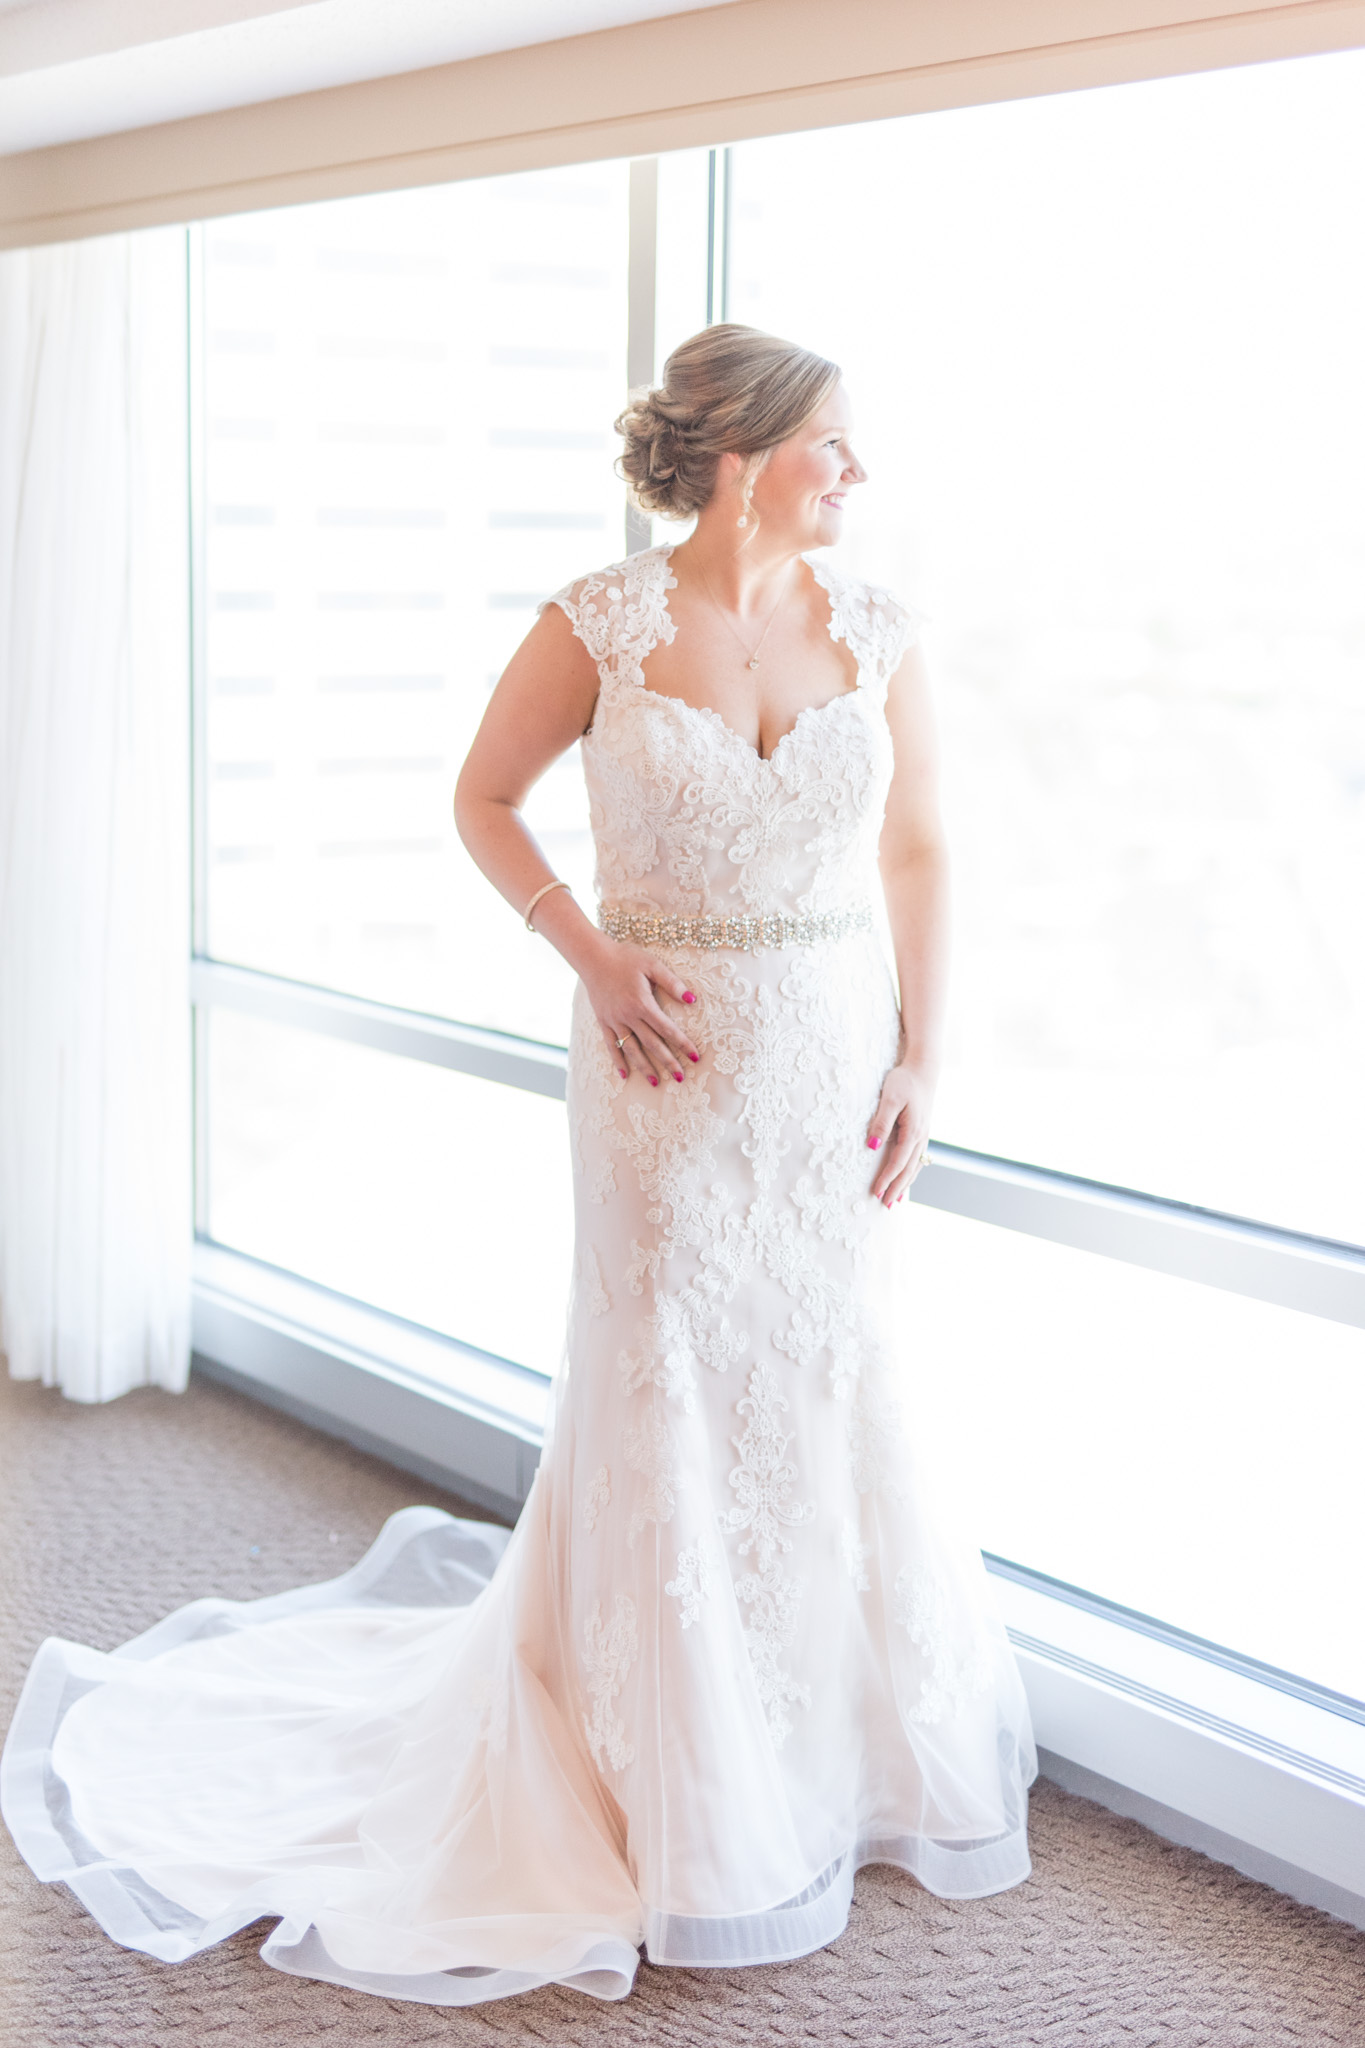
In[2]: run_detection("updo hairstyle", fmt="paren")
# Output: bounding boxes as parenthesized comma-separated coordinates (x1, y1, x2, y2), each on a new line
(615, 324, 841, 523)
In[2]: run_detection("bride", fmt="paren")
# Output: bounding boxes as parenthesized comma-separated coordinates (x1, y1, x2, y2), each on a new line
(2, 323, 1035, 2006)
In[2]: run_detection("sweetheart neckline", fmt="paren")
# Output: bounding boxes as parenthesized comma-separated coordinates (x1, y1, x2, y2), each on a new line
(624, 545, 864, 768)
(624, 680, 864, 768)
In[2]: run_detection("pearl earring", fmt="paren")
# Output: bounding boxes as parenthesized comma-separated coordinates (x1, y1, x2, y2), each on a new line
(736, 514, 748, 528)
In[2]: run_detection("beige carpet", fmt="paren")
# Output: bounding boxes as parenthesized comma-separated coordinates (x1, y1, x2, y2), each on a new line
(2, 1369, 1362, 2048)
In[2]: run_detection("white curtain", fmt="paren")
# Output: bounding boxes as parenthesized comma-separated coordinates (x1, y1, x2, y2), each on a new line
(0, 228, 191, 1401)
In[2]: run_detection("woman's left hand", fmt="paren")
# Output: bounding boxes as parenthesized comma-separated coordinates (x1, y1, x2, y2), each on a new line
(866, 1062, 935, 1207)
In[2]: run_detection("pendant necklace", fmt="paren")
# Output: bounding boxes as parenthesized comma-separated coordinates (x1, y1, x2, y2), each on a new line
(693, 557, 794, 670)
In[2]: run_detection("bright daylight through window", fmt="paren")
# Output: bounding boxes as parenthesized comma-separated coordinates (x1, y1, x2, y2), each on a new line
(194, 52, 1365, 1706)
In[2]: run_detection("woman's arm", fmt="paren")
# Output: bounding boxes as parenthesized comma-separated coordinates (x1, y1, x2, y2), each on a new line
(453, 606, 701, 1086)
(866, 641, 950, 1206)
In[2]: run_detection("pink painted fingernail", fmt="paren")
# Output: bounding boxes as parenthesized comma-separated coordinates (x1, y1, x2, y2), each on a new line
(673, 1070, 684, 1083)
(618, 1068, 628, 1079)
(648, 1075, 658, 1086)
(867, 1137, 880, 1150)
(682, 992, 695, 1004)
(688, 1051, 699, 1062)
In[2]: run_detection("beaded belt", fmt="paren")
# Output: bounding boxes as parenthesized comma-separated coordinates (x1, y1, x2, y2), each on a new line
(598, 904, 874, 953)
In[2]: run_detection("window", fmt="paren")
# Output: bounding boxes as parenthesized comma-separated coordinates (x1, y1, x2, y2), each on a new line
(208, 1011, 572, 1374)
(200, 165, 622, 1042)
(715, 51, 1365, 1701)
(196, 163, 627, 1363)
(192, 48, 1365, 1712)
(721, 56, 1365, 1243)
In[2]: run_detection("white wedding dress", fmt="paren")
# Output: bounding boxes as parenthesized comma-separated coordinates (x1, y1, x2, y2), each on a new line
(2, 545, 1036, 2006)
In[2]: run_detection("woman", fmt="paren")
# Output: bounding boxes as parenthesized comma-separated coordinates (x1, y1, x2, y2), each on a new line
(2, 325, 1034, 2006)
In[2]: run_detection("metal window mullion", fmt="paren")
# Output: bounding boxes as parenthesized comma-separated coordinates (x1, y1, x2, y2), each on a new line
(910, 1143, 1365, 1333)
(187, 222, 211, 1235)
(720, 145, 732, 321)
(190, 958, 568, 1100)
(705, 146, 732, 326)
(187, 222, 208, 961)
(625, 156, 658, 556)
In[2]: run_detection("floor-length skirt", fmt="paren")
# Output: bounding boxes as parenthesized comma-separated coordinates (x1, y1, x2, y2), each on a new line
(2, 930, 1036, 2004)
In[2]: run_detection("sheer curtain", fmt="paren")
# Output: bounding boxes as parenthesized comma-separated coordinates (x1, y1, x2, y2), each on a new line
(0, 228, 191, 1401)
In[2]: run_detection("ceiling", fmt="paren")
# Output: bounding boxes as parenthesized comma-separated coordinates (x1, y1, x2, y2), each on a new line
(0, 0, 746, 154)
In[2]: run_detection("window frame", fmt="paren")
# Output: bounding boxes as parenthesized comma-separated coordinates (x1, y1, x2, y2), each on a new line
(187, 161, 1365, 1333)
(185, 115, 1365, 1922)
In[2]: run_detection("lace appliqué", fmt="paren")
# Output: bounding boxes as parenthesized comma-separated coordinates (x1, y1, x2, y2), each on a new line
(569, 1027, 622, 1206)
(709, 971, 818, 1189)
(893, 1564, 994, 1726)
(582, 1466, 611, 1533)
(614, 1079, 728, 1294)
(788, 946, 902, 1268)
(810, 557, 921, 698)
(704, 948, 894, 1398)
(560, 546, 900, 921)
(544, 547, 676, 687)
(601, 974, 749, 1411)
(848, 1374, 908, 1499)
(625, 1403, 676, 1539)
(842, 1518, 872, 1592)
(582, 1595, 638, 1773)
(760, 1195, 863, 1395)
(719, 1362, 814, 1745)
(620, 1270, 748, 1410)
(665, 1540, 719, 1629)
(619, 1322, 696, 1410)
(734, 1564, 810, 1748)
(581, 1245, 610, 1317)
(720, 1361, 815, 1563)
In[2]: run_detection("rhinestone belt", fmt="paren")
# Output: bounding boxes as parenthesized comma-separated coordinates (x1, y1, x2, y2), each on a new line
(597, 904, 874, 953)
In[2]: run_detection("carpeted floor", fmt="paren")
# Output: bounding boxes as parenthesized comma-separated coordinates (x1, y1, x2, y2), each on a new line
(2, 1369, 1362, 2048)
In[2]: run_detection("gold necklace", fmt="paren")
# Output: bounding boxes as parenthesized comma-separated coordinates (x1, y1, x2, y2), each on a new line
(692, 557, 794, 671)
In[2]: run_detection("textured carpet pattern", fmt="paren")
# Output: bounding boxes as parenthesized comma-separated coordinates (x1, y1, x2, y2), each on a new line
(2, 1368, 1362, 2047)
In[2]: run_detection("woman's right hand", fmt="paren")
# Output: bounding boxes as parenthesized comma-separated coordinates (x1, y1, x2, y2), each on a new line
(581, 938, 701, 1086)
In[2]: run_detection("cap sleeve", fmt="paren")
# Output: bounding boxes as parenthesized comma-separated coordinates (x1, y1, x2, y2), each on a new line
(537, 568, 621, 677)
(536, 549, 678, 689)
(813, 561, 926, 697)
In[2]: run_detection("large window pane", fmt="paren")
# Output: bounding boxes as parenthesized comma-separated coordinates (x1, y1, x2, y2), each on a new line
(906, 1202, 1365, 1703)
(721, 52, 1365, 1245)
(202, 164, 625, 1044)
(206, 1011, 573, 1376)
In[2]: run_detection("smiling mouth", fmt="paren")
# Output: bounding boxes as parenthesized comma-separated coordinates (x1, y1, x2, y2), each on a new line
(821, 493, 846, 509)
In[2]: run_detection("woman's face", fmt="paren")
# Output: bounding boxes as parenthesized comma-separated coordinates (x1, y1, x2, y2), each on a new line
(749, 382, 868, 549)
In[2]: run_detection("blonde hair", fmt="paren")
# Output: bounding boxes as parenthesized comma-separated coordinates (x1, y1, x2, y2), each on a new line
(615, 323, 841, 523)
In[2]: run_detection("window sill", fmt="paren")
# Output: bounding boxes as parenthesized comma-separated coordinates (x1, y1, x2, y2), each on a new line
(191, 1242, 1365, 1930)
(995, 1575, 1365, 1929)
(192, 1240, 546, 1519)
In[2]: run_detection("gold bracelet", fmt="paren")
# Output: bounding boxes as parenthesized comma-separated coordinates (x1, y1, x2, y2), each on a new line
(524, 878, 572, 932)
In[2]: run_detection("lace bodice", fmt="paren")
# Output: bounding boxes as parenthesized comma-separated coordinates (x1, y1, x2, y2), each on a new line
(545, 546, 919, 919)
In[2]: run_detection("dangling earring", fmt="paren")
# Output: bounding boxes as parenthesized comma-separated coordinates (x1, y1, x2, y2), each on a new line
(736, 515, 748, 528)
